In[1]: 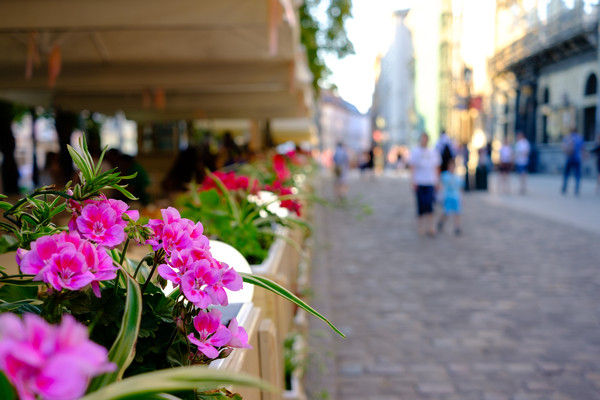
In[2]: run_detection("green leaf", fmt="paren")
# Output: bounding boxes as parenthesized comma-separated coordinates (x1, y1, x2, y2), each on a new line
(199, 189, 221, 208)
(124, 394, 184, 400)
(110, 183, 137, 201)
(0, 201, 13, 211)
(0, 284, 38, 302)
(240, 272, 345, 337)
(68, 144, 93, 181)
(0, 372, 16, 400)
(86, 272, 143, 393)
(80, 366, 272, 400)
(0, 279, 44, 287)
(0, 298, 43, 312)
(205, 170, 241, 222)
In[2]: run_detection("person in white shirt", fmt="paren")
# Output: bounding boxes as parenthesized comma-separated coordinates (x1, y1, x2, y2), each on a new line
(514, 131, 531, 194)
(498, 138, 513, 194)
(410, 133, 441, 236)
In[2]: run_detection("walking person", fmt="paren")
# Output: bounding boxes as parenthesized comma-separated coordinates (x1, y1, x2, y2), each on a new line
(436, 130, 455, 172)
(561, 127, 585, 196)
(514, 131, 530, 194)
(410, 132, 441, 237)
(437, 159, 463, 235)
(591, 135, 600, 194)
(332, 142, 350, 202)
(498, 138, 513, 194)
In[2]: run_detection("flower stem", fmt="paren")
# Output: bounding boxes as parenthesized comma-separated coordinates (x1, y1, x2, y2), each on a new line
(119, 239, 130, 266)
(133, 255, 153, 280)
(141, 261, 158, 293)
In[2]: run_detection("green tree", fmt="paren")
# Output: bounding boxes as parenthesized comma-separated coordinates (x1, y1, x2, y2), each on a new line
(299, 0, 355, 93)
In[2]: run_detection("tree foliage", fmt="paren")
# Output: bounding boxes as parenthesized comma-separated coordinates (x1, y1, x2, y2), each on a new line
(299, 0, 355, 93)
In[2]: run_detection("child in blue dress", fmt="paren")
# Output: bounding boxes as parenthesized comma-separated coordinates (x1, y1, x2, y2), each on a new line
(437, 158, 463, 235)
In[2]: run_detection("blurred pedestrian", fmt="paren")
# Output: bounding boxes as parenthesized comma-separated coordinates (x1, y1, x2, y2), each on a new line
(460, 142, 471, 191)
(498, 137, 513, 194)
(592, 135, 600, 194)
(475, 147, 489, 191)
(436, 129, 455, 172)
(40, 151, 66, 188)
(359, 147, 374, 179)
(561, 127, 584, 196)
(437, 159, 463, 235)
(410, 132, 441, 237)
(106, 149, 151, 205)
(333, 142, 350, 202)
(514, 131, 530, 195)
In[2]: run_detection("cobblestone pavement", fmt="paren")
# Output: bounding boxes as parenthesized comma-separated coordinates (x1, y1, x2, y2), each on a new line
(305, 172, 600, 400)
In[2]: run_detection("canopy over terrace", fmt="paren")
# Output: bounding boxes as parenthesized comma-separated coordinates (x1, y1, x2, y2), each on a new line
(0, 0, 314, 121)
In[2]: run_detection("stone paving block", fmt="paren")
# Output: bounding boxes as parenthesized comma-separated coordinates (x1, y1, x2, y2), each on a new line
(444, 392, 482, 400)
(338, 362, 364, 377)
(483, 392, 510, 400)
(416, 382, 455, 395)
(433, 338, 458, 347)
(537, 362, 563, 376)
(473, 363, 505, 373)
(524, 380, 554, 392)
(337, 376, 385, 395)
(506, 363, 536, 374)
(367, 363, 405, 376)
(447, 363, 471, 374)
(511, 394, 547, 400)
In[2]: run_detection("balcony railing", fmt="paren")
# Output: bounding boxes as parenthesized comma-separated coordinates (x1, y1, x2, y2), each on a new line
(490, 3, 599, 75)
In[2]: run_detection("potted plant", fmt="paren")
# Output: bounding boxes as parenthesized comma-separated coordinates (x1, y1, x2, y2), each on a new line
(0, 139, 342, 400)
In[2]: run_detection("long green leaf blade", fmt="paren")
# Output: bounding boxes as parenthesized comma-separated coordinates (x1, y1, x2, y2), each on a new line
(86, 272, 143, 393)
(205, 170, 241, 221)
(240, 272, 345, 337)
(80, 366, 272, 400)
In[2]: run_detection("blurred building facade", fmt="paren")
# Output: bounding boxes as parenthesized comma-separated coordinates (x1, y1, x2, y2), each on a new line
(317, 90, 371, 166)
(489, 0, 600, 175)
(371, 9, 417, 150)
(404, 0, 495, 166)
(406, 0, 444, 141)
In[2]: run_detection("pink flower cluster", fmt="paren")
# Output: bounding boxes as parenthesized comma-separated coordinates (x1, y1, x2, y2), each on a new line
(148, 208, 249, 359)
(0, 313, 114, 400)
(17, 231, 117, 297)
(272, 154, 291, 182)
(69, 195, 139, 249)
(151, 208, 242, 308)
(265, 180, 302, 216)
(187, 309, 251, 359)
(201, 171, 258, 194)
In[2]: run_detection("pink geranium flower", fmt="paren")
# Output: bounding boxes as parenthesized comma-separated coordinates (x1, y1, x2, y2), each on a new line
(226, 318, 251, 349)
(203, 259, 243, 307)
(17, 232, 117, 296)
(0, 313, 115, 400)
(68, 195, 138, 238)
(147, 207, 208, 255)
(44, 249, 95, 292)
(200, 171, 258, 195)
(180, 259, 220, 309)
(187, 309, 232, 360)
(75, 202, 125, 248)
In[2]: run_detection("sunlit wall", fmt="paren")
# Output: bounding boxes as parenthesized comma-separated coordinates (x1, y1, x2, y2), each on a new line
(406, 0, 442, 141)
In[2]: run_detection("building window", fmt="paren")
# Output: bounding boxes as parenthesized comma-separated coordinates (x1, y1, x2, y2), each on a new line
(584, 73, 597, 96)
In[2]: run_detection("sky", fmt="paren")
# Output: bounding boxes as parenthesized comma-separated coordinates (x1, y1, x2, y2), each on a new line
(325, 0, 417, 114)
